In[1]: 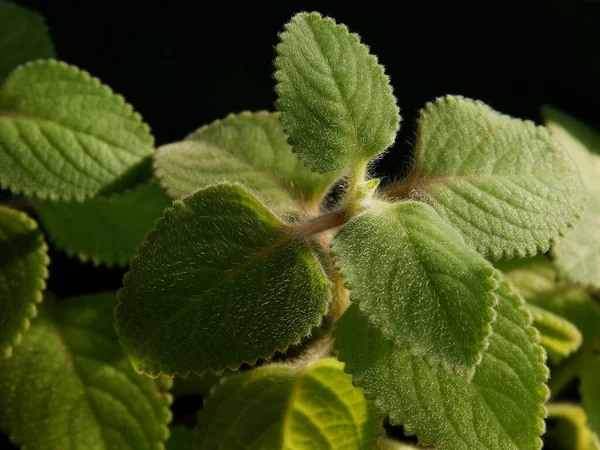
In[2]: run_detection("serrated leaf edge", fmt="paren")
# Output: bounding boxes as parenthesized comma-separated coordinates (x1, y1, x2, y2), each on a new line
(115, 182, 331, 378)
(273, 11, 400, 173)
(334, 280, 550, 450)
(329, 203, 500, 380)
(0, 207, 49, 359)
(0, 59, 155, 202)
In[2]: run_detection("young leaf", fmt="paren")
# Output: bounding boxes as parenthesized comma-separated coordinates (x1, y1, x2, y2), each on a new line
(334, 280, 549, 450)
(275, 12, 400, 173)
(581, 356, 600, 438)
(385, 96, 586, 259)
(0, 206, 48, 358)
(547, 403, 600, 450)
(331, 200, 497, 378)
(115, 183, 331, 376)
(0, 60, 154, 201)
(33, 181, 171, 267)
(542, 106, 600, 289)
(377, 436, 435, 450)
(155, 111, 338, 210)
(526, 303, 582, 365)
(0, 293, 172, 450)
(194, 358, 381, 449)
(0, 1, 54, 83)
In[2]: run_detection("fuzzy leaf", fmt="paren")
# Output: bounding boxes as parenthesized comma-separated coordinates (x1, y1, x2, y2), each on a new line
(0, 60, 154, 201)
(331, 200, 497, 378)
(195, 358, 381, 449)
(274, 12, 400, 172)
(33, 181, 171, 267)
(0, 293, 172, 450)
(526, 303, 582, 365)
(543, 106, 600, 288)
(334, 280, 549, 450)
(155, 112, 338, 210)
(581, 356, 600, 438)
(0, 1, 54, 83)
(547, 403, 600, 450)
(0, 206, 48, 358)
(115, 183, 330, 376)
(387, 96, 585, 259)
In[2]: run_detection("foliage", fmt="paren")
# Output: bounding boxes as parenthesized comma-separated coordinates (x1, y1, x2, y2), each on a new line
(0, 2, 598, 449)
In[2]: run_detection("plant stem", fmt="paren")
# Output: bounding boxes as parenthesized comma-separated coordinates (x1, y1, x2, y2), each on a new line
(287, 208, 349, 238)
(346, 159, 369, 212)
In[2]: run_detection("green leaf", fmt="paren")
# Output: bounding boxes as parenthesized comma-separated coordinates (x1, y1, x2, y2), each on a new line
(525, 303, 582, 365)
(0, 1, 54, 83)
(194, 358, 381, 449)
(331, 200, 497, 378)
(274, 12, 400, 173)
(115, 183, 331, 376)
(33, 181, 171, 267)
(166, 426, 194, 450)
(155, 111, 338, 210)
(0, 206, 48, 358)
(0, 293, 172, 450)
(546, 403, 600, 450)
(0, 60, 154, 201)
(581, 356, 600, 438)
(386, 96, 586, 260)
(542, 106, 600, 288)
(377, 436, 435, 450)
(334, 280, 549, 450)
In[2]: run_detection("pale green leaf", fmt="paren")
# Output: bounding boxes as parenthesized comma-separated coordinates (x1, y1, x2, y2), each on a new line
(33, 181, 171, 267)
(0, 293, 172, 450)
(334, 280, 549, 450)
(166, 426, 194, 450)
(0, 60, 154, 201)
(386, 96, 586, 259)
(115, 183, 331, 376)
(546, 403, 600, 450)
(0, 1, 54, 83)
(581, 356, 600, 438)
(155, 111, 338, 210)
(525, 303, 582, 365)
(0, 206, 48, 358)
(542, 106, 600, 288)
(331, 200, 497, 378)
(378, 436, 435, 450)
(274, 12, 400, 172)
(195, 358, 381, 449)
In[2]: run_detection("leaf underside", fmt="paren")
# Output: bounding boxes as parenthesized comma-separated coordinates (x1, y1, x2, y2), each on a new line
(334, 280, 549, 450)
(331, 200, 497, 378)
(390, 96, 586, 260)
(33, 181, 171, 267)
(115, 183, 331, 376)
(275, 12, 400, 172)
(542, 106, 600, 289)
(0, 293, 172, 450)
(0, 60, 154, 201)
(0, 1, 54, 84)
(195, 358, 381, 449)
(155, 111, 338, 210)
(0, 206, 48, 358)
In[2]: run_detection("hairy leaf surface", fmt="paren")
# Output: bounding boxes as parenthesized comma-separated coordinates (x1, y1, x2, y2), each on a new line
(543, 106, 600, 288)
(526, 303, 582, 365)
(0, 60, 154, 201)
(195, 358, 381, 449)
(331, 200, 497, 378)
(155, 112, 338, 210)
(116, 183, 330, 376)
(33, 181, 170, 267)
(0, 1, 54, 83)
(275, 12, 400, 172)
(334, 280, 549, 450)
(0, 206, 48, 358)
(0, 293, 172, 450)
(386, 96, 585, 259)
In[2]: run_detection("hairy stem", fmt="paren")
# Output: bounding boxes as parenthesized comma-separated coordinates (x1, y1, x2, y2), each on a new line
(286, 208, 349, 238)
